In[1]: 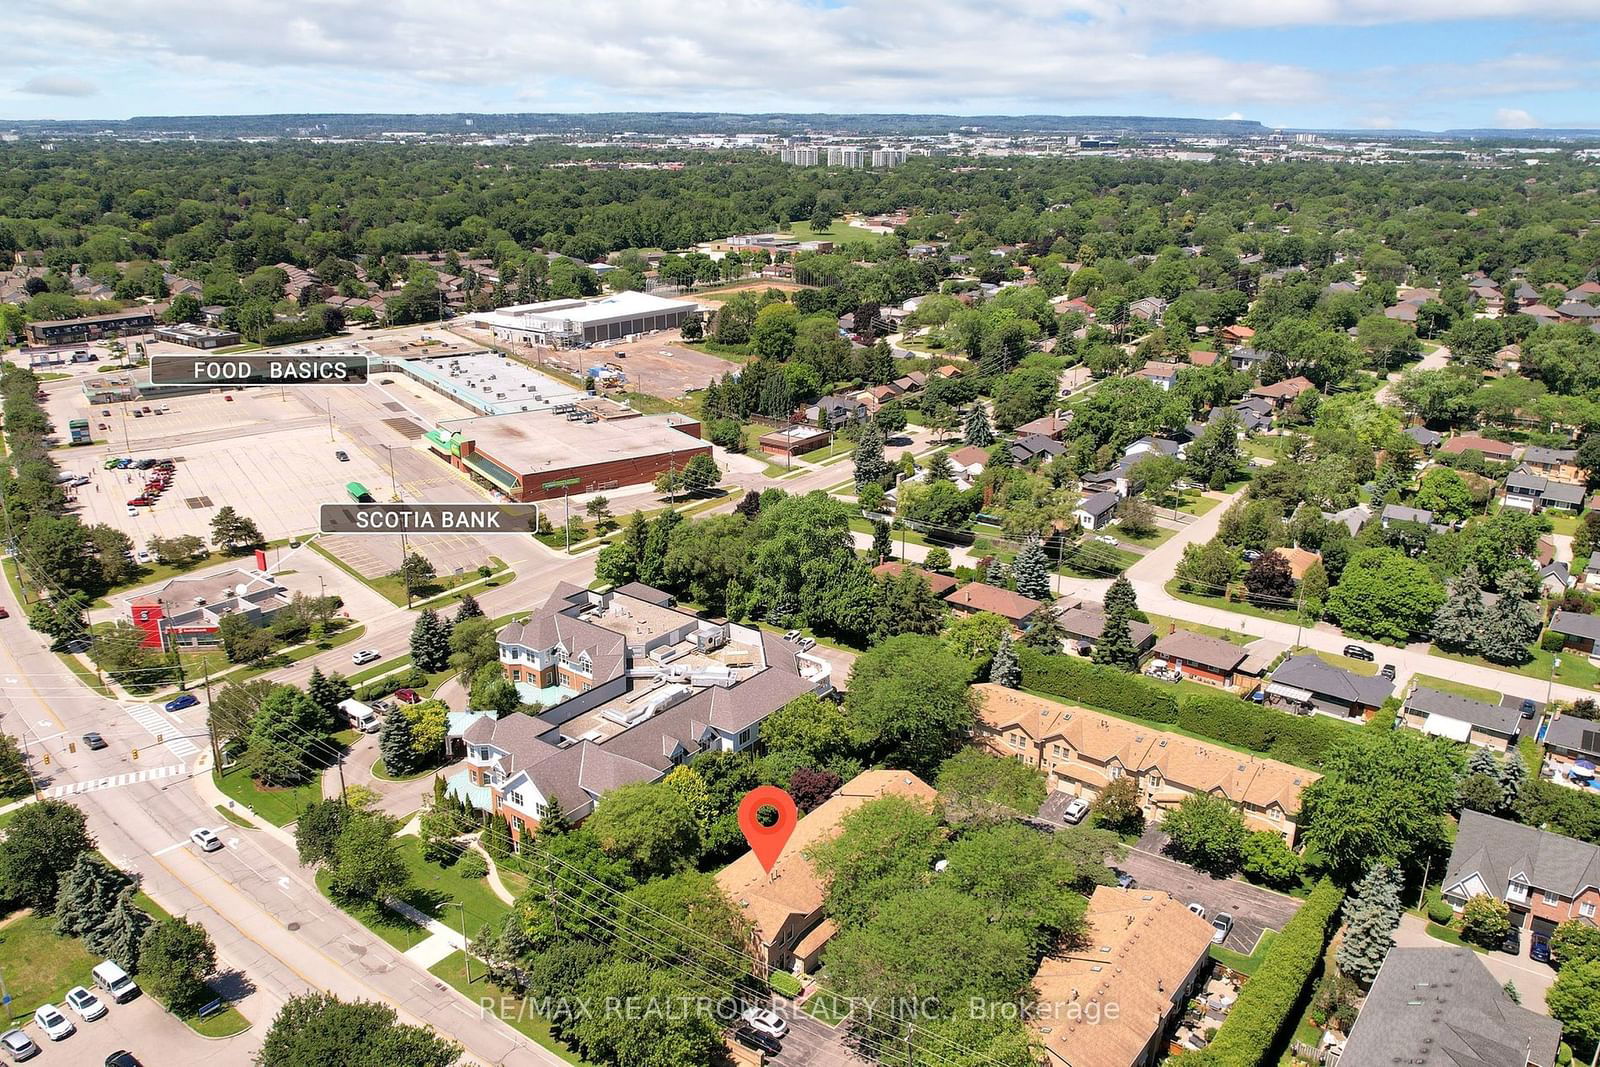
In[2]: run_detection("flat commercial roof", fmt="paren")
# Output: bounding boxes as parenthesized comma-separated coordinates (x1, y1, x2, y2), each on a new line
(471, 291, 698, 331)
(395, 351, 585, 416)
(449, 410, 706, 475)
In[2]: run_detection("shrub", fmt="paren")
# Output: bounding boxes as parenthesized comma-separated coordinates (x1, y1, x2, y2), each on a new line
(1018, 647, 1177, 723)
(1459, 893, 1511, 948)
(1542, 630, 1567, 653)
(457, 852, 488, 880)
(1176, 880, 1344, 1067)
(769, 971, 804, 998)
(1427, 898, 1455, 925)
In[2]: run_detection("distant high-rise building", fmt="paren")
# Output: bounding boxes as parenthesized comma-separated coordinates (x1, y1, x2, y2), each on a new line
(871, 148, 907, 168)
(826, 146, 867, 168)
(779, 147, 820, 166)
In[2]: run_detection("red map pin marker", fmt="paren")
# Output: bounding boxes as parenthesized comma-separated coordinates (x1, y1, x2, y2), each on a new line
(738, 785, 799, 873)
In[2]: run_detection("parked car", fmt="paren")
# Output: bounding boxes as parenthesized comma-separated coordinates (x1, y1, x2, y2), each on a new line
(126, 497, 150, 507)
(1094, 534, 1119, 545)
(1211, 913, 1234, 944)
(34, 1004, 74, 1041)
(64, 986, 106, 1022)
(393, 688, 421, 705)
(104, 1054, 142, 1067)
(1379, 663, 1396, 680)
(1242, 549, 1262, 562)
(335, 450, 349, 462)
(164, 694, 199, 713)
(1061, 797, 1091, 824)
(82, 733, 107, 751)
(1500, 926, 1521, 955)
(1531, 934, 1552, 964)
(0, 607, 8, 620)
(0, 1029, 38, 1061)
(1520, 698, 1536, 719)
(190, 827, 223, 853)
(1343, 644, 1374, 661)
(740, 1006, 788, 1038)
(91, 961, 139, 1003)
(351, 649, 381, 666)
(1114, 870, 1137, 890)
(1187, 902, 1206, 919)
(732, 1026, 781, 1055)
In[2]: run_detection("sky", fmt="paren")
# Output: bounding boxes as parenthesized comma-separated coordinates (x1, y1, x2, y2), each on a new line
(6, 0, 1600, 130)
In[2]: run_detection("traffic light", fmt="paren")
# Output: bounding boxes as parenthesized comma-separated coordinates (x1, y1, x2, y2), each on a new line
(68, 742, 76, 754)
(42, 754, 50, 766)
(131, 748, 139, 761)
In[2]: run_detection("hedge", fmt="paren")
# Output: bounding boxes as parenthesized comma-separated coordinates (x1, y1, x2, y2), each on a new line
(1019, 647, 1178, 723)
(1175, 879, 1345, 1067)
(1019, 648, 1355, 769)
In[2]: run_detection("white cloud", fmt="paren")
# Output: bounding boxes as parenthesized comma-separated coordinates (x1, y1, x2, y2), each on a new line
(16, 74, 97, 97)
(1494, 107, 1538, 128)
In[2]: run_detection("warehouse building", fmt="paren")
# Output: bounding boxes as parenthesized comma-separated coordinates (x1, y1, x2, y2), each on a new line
(425, 409, 708, 501)
(467, 292, 699, 349)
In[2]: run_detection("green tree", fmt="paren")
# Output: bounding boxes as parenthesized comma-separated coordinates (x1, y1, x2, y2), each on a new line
(1336, 863, 1403, 984)
(25, 591, 88, 649)
(1458, 893, 1512, 949)
(295, 798, 349, 868)
(762, 693, 854, 766)
(209, 506, 265, 552)
(453, 592, 484, 623)
(808, 794, 945, 929)
(1240, 830, 1304, 890)
(245, 685, 325, 786)
(845, 634, 977, 776)
(1548, 960, 1600, 1056)
(1431, 563, 1487, 653)
(93, 887, 152, 971)
(964, 403, 994, 447)
(53, 853, 135, 941)
(258, 992, 461, 1067)
(935, 748, 1045, 826)
(1161, 793, 1247, 876)
(1091, 597, 1140, 673)
(1090, 775, 1144, 834)
(1414, 467, 1473, 522)
(853, 421, 891, 490)
(680, 453, 720, 494)
(584, 781, 701, 880)
(409, 608, 451, 672)
(0, 799, 94, 912)
(137, 917, 217, 1013)
(1479, 565, 1541, 665)
(990, 630, 1021, 687)
(396, 552, 436, 597)
(1325, 548, 1444, 641)
(566, 960, 722, 1067)
(1551, 920, 1600, 969)
(328, 811, 408, 902)
(1011, 537, 1051, 601)
(379, 707, 419, 776)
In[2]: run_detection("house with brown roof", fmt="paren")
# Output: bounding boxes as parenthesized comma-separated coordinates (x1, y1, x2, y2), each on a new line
(715, 769, 935, 975)
(1186, 349, 1220, 367)
(1013, 411, 1073, 440)
(943, 584, 1044, 627)
(1247, 376, 1315, 409)
(1031, 887, 1215, 1067)
(1138, 361, 1179, 391)
(947, 445, 991, 478)
(1274, 546, 1322, 580)
(974, 685, 1318, 842)
(1218, 324, 1255, 345)
(1439, 434, 1517, 464)
(1151, 630, 1251, 688)
(1055, 603, 1155, 658)
(871, 562, 959, 596)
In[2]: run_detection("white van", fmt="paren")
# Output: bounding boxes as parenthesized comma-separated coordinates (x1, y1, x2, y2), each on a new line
(339, 698, 380, 733)
(91, 960, 139, 1003)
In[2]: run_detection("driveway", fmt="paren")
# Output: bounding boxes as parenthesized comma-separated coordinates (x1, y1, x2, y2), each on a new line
(1117, 844, 1303, 954)
(6, 988, 259, 1066)
(768, 1005, 871, 1067)
(1393, 914, 1556, 1013)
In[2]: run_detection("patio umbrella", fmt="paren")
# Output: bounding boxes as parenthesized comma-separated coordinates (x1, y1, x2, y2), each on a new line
(1572, 760, 1596, 779)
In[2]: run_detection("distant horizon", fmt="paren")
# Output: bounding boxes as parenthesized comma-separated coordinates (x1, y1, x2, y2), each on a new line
(8, 3, 1598, 130)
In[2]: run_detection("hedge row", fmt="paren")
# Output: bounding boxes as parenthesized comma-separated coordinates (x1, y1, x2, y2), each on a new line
(1018, 647, 1178, 723)
(1178, 879, 1345, 1067)
(1018, 648, 1355, 769)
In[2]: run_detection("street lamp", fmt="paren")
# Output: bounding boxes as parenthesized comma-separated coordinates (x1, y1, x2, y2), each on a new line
(438, 901, 470, 981)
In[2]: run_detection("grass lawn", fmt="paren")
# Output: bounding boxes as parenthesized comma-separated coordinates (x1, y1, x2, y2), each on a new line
(212, 763, 331, 827)
(429, 951, 599, 1065)
(803, 989, 852, 1025)
(0, 913, 100, 1023)
(1110, 522, 1176, 548)
(204, 621, 367, 689)
(1545, 511, 1581, 537)
(320, 837, 513, 951)
(214, 804, 256, 828)
(314, 867, 430, 951)
(1431, 642, 1600, 691)
(309, 541, 505, 608)
(1304, 648, 1380, 677)
(1179, 492, 1223, 516)
(1209, 930, 1278, 977)
(1412, 674, 1504, 704)
(1145, 613, 1254, 645)
(1062, 542, 1140, 578)
(0, 807, 22, 834)
(372, 759, 438, 783)
(1163, 581, 1307, 626)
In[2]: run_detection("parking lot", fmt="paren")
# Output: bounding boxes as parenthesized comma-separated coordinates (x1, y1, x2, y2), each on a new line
(1116, 839, 1303, 954)
(764, 1002, 869, 1067)
(595, 331, 743, 398)
(1, 987, 258, 1066)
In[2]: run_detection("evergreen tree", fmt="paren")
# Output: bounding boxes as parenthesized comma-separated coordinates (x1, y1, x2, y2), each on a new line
(1432, 563, 1487, 653)
(539, 794, 570, 837)
(1337, 862, 1404, 985)
(1092, 601, 1140, 672)
(1104, 575, 1139, 620)
(985, 560, 1010, 587)
(988, 440, 1015, 468)
(1010, 537, 1051, 601)
(483, 814, 514, 860)
(1021, 608, 1068, 653)
(870, 520, 893, 563)
(990, 632, 1021, 688)
(409, 609, 451, 673)
(1499, 752, 1526, 811)
(379, 709, 419, 777)
(93, 886, 151, 970)
(964, 403, 994, 447)
(1480, 567, 1541, 664)
(54, 853, 134, 941)
(453, 593, 484, 623)
(924, 450, 955, 483)
(853, 422, 891, 490)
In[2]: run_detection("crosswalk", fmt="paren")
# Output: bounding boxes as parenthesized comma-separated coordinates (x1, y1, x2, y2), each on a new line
(124, 703, 202, 759)
(50, 763, 189, 799)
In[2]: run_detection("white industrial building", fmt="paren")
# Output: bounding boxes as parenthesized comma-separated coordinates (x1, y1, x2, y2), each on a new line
(467, 292, 700, 348)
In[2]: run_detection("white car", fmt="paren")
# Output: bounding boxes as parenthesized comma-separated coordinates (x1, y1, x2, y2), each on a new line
(135, 550, 151, 563)
(1061, 797, 1091, 824)
(63, 986, 105, 1022)
(351, 649, 381, 666)
(33, 1004, 73, 1041)
(190, 827, 224, 853)
(740, 1006, 788, 1038)
(1094, 534, 1119, 545)
(1187, 902, 1207, 919)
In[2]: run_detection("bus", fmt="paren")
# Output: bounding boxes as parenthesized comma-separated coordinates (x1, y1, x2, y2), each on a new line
(345, 481, 373, 503)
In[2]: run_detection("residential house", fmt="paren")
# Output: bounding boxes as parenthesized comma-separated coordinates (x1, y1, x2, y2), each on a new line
(933, 363, 962, 380)
(1123, 436, 1184, 464)
(1128, 296, 1168, 323)
(1227, 346, 1264, 373)
(1510, 281, 1542, 308)
(1542, 714, 1600, 785)
(974, 685, 1318, 841)
(1136, 361, 1180, 391)
(1525, 304, 1562, 324)
(1151, 630, 1250, 688)
(1324, 503, 1373, 536)
(1384, 301, 1419, 323)
(1380, 503, 1435, 529)
(1549, 609, 1600, 655)
(947, 445, 990, 480)
(1275, 546, 1322, 581)
(1339, 948, 1561, 1067)
(870, 562, 959, 597)
(1013, 411, 1073, 440)
(1247, 376, 1315, 410)
(1030, 888, 1215, 1067)
(1401, 686, 1523, 751)
(1443, 809, 1600, 948)
(943, 584, 1043, 628)
(1218, 324, 1255, 345)
(1054, 603, 1155, 658)
(808, 395, 867, 428)
(1540, 560, 1575, 597)
(450, 583, 830, 847)
(1221, 399, 1273, 433)
(1265, 654, 1393, 720)
(715, 770, 936, 976)
(1523, 446, 1581, 482)
(1186, 349, 1220, 367)
(1504, 468, 1587, 513)
(1404, 425, 1443, 451)
(890, 370, 927, 394)
(1583, 551, 1600, 590)
(1559, 302, 1600, 325)
(1073, 491, 1120, 531)
(1081, 462, 1141, 499)
(1010, 433, 1066, 466)
(1440, 434, 1517, 464)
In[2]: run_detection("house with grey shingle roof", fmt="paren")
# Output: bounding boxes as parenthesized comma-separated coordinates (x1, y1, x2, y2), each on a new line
(1340, 947, 1561, 1067)
(1401, 685, 1521, 751)
(1265, 654, 1392, 720)
(1551, 609, 1600, 654)
(1442, 810, 1600, 947)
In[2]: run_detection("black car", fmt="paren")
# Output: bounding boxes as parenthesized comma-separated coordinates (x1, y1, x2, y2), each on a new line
(1343, 644, 1375, 662)
(1520, 698, 1536, 719)
(335, 450, 350, 462)
(1500, 925, 1520, 955)
(106, 1054, 143, 1067)
(732, 1026, 782, 1055)
(83, 732, 107, 751)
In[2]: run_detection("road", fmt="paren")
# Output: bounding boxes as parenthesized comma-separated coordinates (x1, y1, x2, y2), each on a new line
(1059, 480, 1600, 706)
(0, 562, 574, 1066)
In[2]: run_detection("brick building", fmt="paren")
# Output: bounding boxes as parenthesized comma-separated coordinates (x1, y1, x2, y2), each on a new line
(1443, 809, 1600, 953)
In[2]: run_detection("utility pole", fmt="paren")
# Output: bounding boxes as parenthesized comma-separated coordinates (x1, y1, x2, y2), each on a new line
(441, 901, 470, 980)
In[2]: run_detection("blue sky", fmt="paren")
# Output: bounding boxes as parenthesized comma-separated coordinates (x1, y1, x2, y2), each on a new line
(6, 2, 1599, 130)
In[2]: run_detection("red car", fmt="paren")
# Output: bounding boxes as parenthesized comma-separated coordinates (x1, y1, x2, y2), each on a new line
(0, 607, 10, 619)
(127, 497, 150, 506)
(393, 688, 421, 705)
